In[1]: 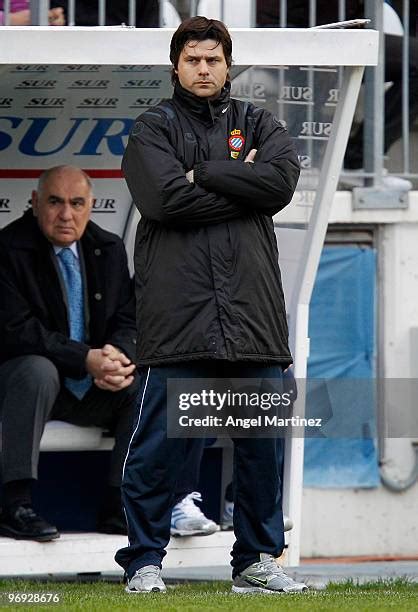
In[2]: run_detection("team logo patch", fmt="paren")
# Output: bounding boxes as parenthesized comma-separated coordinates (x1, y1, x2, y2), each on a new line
(228, 129, 245, 159)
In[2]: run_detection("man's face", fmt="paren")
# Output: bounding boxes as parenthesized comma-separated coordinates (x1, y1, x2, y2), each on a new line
(32, 168, 93, 247)
(175, 39, 228, 99)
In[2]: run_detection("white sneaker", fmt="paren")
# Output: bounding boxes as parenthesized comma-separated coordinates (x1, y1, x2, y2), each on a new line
(125, 565, 166, 593)
(220, 500, 234, 531)
(232, 553, 308, 594)
(170, 492, 219, 536)
(283, 515, 294, 532)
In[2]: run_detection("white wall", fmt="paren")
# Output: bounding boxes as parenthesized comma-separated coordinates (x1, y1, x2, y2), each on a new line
(301, 485, 418, 557)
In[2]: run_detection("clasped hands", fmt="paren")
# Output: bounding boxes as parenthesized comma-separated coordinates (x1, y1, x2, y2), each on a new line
(86, 344, 135, 392)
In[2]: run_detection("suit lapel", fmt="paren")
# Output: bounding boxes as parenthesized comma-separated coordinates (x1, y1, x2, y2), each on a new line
(37, 245, 70, 334)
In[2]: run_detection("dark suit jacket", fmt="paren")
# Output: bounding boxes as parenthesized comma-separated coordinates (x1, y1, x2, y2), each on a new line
(0, 210, 136, 379)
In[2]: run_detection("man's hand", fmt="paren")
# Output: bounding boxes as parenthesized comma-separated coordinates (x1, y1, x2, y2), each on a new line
(86, 344, 136, 392)
(244, 149, 257, 163)
(97, 344, 135, 391)
(101, 343, 132, 366)
(94, 373, 135, 392)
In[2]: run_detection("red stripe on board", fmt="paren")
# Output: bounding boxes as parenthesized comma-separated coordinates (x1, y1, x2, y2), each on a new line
(0, 169, 124, 179)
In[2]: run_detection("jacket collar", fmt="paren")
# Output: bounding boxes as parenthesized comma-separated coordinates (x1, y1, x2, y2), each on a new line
(172, 80, 230, 124)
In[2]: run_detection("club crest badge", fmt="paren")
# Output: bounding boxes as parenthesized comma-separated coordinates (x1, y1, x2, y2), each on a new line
(228, 129, 245, 159)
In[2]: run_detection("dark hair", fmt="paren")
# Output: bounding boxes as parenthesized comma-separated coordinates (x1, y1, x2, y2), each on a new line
(170, 16, 232, 85)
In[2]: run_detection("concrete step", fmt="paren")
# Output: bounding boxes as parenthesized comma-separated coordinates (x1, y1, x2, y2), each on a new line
(0, 531, 236, 577)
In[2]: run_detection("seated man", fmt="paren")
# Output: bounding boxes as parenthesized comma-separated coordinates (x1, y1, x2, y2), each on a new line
(0, 165, 137, 541)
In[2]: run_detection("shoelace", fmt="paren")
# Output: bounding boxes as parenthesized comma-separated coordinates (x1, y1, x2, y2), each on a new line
(16, 507, 38, 521)
(176, 492, 206, 518)
(255, 558, 296, 586)
(135, 566, 160, 578)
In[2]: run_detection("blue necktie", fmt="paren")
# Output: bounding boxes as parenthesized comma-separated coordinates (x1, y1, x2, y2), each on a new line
(57, 247, 92, 399)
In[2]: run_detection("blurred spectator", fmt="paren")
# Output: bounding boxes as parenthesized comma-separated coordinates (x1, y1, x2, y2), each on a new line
(257, 1, 418, 175)
(53, 0, 158, 26)
(0, 1, 64, 25)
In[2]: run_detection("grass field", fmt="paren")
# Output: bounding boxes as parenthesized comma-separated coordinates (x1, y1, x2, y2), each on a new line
(0, 579, 417, 611)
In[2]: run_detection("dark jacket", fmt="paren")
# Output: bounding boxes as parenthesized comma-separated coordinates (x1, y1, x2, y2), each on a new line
(0, 210, 136, 378)
(123, 82, 300, 366)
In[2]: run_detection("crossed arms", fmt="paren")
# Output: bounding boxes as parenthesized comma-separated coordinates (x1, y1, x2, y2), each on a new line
(122, 107, 300, 227)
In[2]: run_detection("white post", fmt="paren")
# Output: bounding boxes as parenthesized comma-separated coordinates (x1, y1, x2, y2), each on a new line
(285, 65, 366, 566)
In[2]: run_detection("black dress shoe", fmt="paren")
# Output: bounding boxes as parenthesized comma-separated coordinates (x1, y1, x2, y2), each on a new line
(0, 506, 60, 542)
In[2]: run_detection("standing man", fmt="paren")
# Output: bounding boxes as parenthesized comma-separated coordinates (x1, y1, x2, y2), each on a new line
(0, 165, 137, 540)
(116, 17, 307, 594)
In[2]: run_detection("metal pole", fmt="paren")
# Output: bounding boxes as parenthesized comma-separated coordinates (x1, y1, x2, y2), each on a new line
(3, 0, 10, 25)
(220, 0, 224, 23)
(286, 65, 366, 566)
(278, 1, 287, 128)
(30, 0, 49, 25)
(68, 0, 75, 26)
(338, 0, 346, 21)
(190, 0, 198, 18)
(364, 0, 385, 186)
(280, 0, 287, 27)
(249, 0, 257, 27)
(158, 0, 164, 27)
(337, 0, 346, 91)
(98, 0, 106, 26)
(128, 0, 137, 26)
(309, 0, 316, 26)
(402, 0, 410, 174)
(306, 0, 316, 177)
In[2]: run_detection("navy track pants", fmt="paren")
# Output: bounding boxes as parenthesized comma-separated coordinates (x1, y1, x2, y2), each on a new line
(115, 361, 285, 579)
